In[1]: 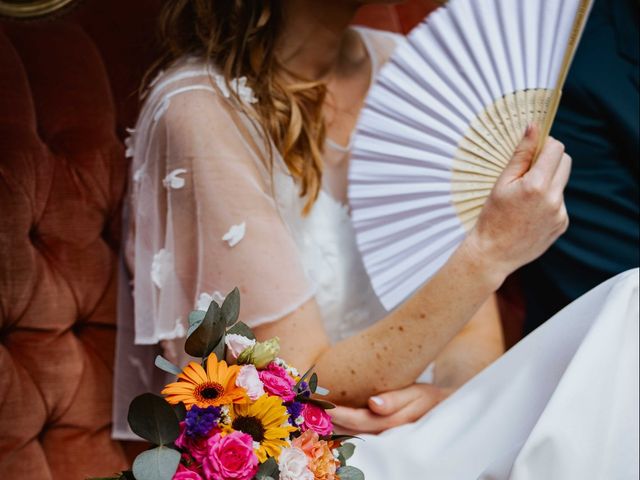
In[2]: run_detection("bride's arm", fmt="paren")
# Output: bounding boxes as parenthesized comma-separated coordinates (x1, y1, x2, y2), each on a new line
(254, 125, 571, 407)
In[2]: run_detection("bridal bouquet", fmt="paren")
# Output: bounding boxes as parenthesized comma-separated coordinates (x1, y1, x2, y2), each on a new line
(97, 289, 363, 480)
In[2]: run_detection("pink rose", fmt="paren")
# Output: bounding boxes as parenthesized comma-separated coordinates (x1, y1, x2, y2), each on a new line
(236, 365, 265, 400)
(175, 422, 211, 463)
(202, 431, 258, 480)
(173, 463, 204, 480)
(259, 363, 296, 401)
(301, 403, 333, 436)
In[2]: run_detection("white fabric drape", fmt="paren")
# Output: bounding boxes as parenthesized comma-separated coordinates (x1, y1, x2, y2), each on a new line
(351, 269, 639, 479)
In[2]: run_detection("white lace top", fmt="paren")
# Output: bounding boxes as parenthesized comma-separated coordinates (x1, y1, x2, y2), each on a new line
(113, 27, 406, 439)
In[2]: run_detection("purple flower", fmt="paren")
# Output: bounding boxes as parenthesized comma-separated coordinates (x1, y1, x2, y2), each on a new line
(185, 405, 221, 438)
(298, 381, 311, 398)
(287, 402, 304, 426)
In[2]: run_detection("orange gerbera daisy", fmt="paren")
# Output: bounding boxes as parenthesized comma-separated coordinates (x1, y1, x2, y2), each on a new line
(162, 354, 247, 409)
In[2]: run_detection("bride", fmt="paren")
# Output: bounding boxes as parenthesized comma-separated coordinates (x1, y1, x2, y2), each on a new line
(115, 0, 639, 478)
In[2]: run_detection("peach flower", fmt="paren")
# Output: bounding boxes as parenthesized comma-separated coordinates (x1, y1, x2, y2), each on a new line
(292, 430, 340, 480)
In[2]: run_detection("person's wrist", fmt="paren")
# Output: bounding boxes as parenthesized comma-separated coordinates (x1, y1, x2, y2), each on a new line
(459, 231, 510, 291)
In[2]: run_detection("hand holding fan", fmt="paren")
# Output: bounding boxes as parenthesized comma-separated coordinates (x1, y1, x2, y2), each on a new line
(348, 0, 593, 310)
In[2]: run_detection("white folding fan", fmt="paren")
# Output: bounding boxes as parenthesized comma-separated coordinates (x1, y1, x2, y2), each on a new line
(349, 0, 593, 310)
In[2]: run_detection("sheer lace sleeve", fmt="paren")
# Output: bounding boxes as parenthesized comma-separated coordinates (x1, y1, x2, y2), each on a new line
(127, 63, 314, 345)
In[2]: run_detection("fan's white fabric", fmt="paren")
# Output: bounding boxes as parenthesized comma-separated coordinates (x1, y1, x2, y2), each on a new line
(349, 0, 593, 310)
(351, 269, 639, 479)
(113, 26, 400, 439)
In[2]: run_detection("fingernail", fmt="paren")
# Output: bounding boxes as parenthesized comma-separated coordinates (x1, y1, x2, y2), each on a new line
(370, 396, 384, 406)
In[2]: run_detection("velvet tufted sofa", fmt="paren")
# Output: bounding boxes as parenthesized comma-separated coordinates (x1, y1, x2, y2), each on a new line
(1, 2, 508, 479)
(0, 1, 162, 478)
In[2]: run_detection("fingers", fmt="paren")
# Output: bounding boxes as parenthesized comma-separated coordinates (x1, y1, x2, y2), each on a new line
(330, 406, 385, 434)
(551, 153, 572, 191)
(501, 123, 540, 179)
(368, 384, 426, 416)
(331, 385, 451, 434)
(528, 136, 565, 183)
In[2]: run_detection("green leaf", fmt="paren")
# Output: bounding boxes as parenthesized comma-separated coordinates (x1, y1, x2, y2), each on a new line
(132, 446, 180, 480)
(295, 365, 315, 393)
(298, 397, 335, 410)
(254, 457, 279, 479)
(154, 355, 182, 376)
(336, 466, 365, 480)
(173, 402, 187, 422)
(226, 321, 256, 341)
(309, 373, 318, 393)
(127, 393, 180, 445)
(221, 287, 241, 327)
(211, 334, 226, 361)
(185, 300, 225, 358)
(329, 434, 362, 442)
(338, 442, 356, 461)
(187, 310, 206, 337)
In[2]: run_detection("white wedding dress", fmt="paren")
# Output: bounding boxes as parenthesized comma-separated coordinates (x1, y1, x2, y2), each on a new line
(114, 26, 639, 479)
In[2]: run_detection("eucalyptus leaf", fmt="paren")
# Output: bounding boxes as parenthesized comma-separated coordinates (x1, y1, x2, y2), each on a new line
(329, 434, 362, 442)
(174, 402, 187, 422)
(188, 309, 206, 326)
(255, 457, 279, 479)
(185, 300, 225, 357)
(221, 287, 241, 327)
(127, 393, 180, 445)
(309, 373, 318, 393)
(154, 355, 182, 376)
(132, 446, 180, 480)
(336, 466, 365, 480)
(211, 334, 226, 361)
(295, 365, 315, 392)
(187, 310, 206, 337)
(226, 321, 256, 341)
(304, 397, 336, 410)
(338, 442, 356, 461)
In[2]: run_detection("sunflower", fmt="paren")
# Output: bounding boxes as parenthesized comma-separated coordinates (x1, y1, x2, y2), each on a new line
(226, 394, 297, 462)
(162, 354, 247, 410)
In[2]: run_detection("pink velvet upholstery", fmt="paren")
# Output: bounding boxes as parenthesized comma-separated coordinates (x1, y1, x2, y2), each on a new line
(0, 1, 160, 478)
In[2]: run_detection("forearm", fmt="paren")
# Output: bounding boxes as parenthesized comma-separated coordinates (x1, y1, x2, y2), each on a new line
(432, 294, 505, 389)
(313, 240, 505, 406)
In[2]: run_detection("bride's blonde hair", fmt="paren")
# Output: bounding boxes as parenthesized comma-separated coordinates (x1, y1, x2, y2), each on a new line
(145, 0, 327, 214)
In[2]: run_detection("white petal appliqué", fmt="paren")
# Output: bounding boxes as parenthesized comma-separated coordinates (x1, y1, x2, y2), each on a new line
(151, 249, 174, 289)
(222, 222, 246, 247)
(124, 127, 136, 158)
(132, 167, 144, 183)
(195, 290, 227, 311)
(163, 168, 188, 189)
(212, 291, 226, 304)
(214, 75, 257, 104)
(230, 76, 258, 104)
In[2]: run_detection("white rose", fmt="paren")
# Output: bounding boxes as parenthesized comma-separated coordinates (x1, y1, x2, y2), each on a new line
(236, 365, 265, 400)
(225, 333, 256, 358)
(278, 447, 313, 480)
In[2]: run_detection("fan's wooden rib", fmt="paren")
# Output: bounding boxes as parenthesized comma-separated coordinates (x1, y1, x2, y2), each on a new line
(537, 0, 593, 153)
